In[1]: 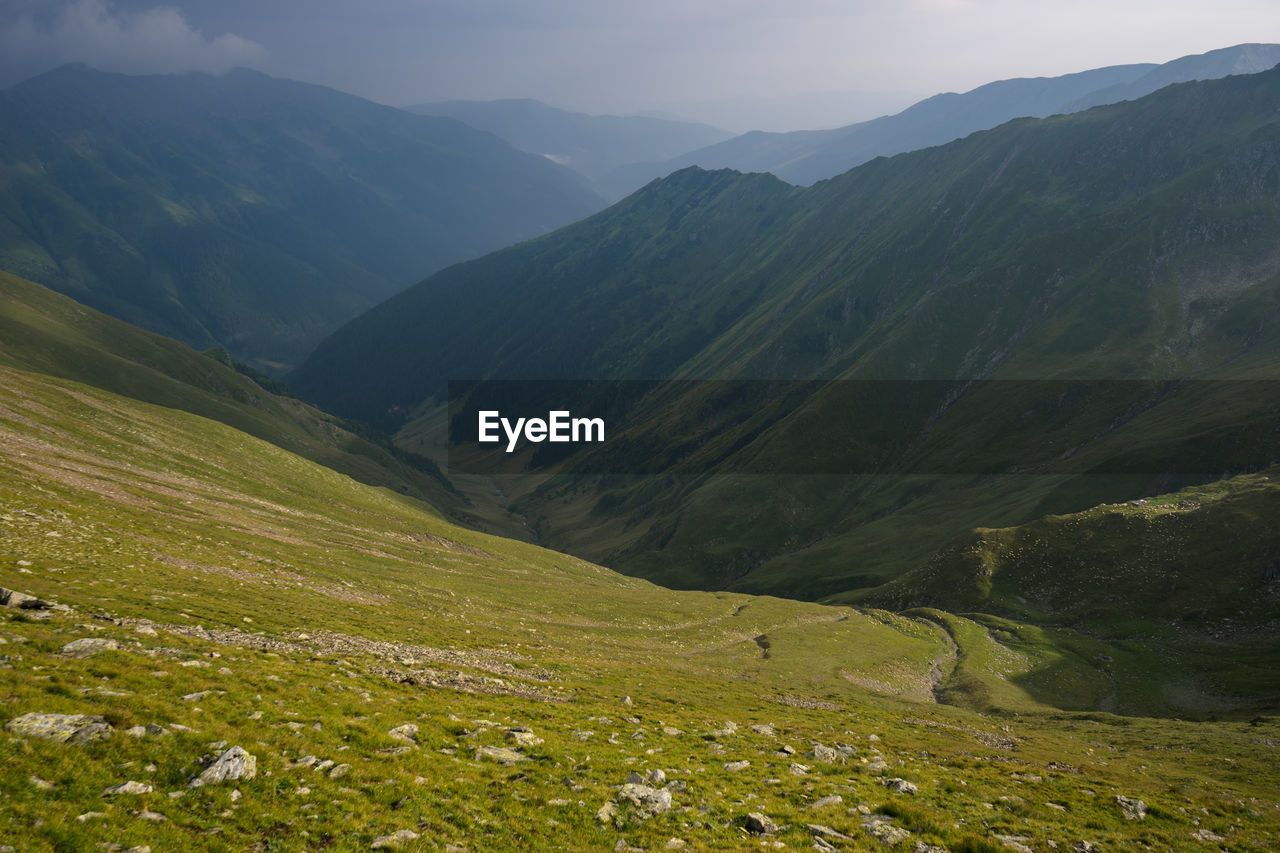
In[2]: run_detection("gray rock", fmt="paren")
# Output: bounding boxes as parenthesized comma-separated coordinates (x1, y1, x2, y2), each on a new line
(790, 762, 810, 775)
(883, 777, 918, 795)
(328, 763, 351, 779)
(993, 835, 1034, 853)
(387, 724, 419, 745)
(913, 843, 949, 853)
(625, 771, 645, 784)
(104, 780, 153, 795)
(1115, 794, 1147, 821)
(135, 810, 167, 822)
(596, 800, 619, 824)
(647, 768, 666, 785)
(750, 723, 776, 736)
(371, 830, 420, 849)
(1191, 829, 1225, 843)
(191, 746, 257, 787)
(475, 746, 528, 765)
(864, 820, 911, 846)
(76, 812, 106, 822)
(5, 712, 113, 744)
(0, 588, 48, 609)
(808, 824, 852, 840)
(811, 743, 839, 762)
(60, 638, 118, 658)
(617, 783, 672, 817)
(810, 795, 843, 809)
(743, 812, 778, 835)
(29, 776, 54, 790)
(723, 760, 750, 772)
(1070, 843, 1103, 853)
(506, 729, 543, 747)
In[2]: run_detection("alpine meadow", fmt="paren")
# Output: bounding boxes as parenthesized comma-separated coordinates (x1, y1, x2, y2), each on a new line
(1, 11, 1278, 852)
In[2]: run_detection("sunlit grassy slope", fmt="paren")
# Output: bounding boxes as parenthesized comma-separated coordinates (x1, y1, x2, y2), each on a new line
(1, 293, 1279, 849)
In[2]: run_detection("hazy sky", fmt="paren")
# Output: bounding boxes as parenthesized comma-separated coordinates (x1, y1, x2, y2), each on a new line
(2, 0, 1279, 131)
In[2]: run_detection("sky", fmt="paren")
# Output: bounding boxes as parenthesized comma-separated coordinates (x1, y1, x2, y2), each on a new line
(2, 0, 1279, 132)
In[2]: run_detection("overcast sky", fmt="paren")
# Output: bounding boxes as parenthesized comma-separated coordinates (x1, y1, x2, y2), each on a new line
(2, 0, 1279, 131)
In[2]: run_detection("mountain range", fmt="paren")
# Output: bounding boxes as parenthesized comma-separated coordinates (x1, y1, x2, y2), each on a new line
(0, 65, 606, 371)
(605, 43, 1280, 193)
(293, 65, 1280, 608)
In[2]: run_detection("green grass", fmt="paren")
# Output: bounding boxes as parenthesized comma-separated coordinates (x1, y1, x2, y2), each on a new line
(1, 356, 1279, 849)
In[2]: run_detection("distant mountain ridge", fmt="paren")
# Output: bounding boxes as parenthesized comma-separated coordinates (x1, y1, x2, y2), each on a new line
(0, 65, 606, 371)
(606, 43, 1280, 192)
(405, 98, 733, 199)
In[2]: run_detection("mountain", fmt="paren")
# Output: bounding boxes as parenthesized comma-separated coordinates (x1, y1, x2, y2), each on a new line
(0, 65, 606, 372)
(0, 271, 1277, 850)
(606, 43, 1280, 192)
(405, 98, 732, 199)
(292, 66, 1280, 604)
(1062, 42, 1280, 111)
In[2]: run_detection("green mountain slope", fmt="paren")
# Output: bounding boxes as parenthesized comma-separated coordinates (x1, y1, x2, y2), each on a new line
(0, 269, 454, 510)
(293, 67, 1280, 602)
(0, 65, 605, 371)
(607, 43, 1280, 192)
(1, 322, 1277, 848)
(406, 98, 732, 199)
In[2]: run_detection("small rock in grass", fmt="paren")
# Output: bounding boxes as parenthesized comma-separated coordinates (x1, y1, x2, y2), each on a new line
(883, 777, 918, 795)
(743, 812, 778, 835)
(60, 638, 118, 658)
(5, 712, 112, 744)
(1115, 795, 1147, 821)
(723, 760, 750, 772)
(474, 746, 527, 765)
(505, 729, 542, 747)
(191, 746, 256, 787)
(104, 780, 153, 796)
(371, 829, 419, 849)
(387, 724, 418, 744)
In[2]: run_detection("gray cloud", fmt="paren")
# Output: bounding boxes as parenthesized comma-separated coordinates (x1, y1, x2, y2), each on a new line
(0, 0, 264, 84)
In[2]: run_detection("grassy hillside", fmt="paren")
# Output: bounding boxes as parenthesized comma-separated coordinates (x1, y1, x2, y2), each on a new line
(294, 67, 1280, 601)
(0, 269, 458, 511)
(2, 353, 1279, 849)
(0, 65, 605, 371)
